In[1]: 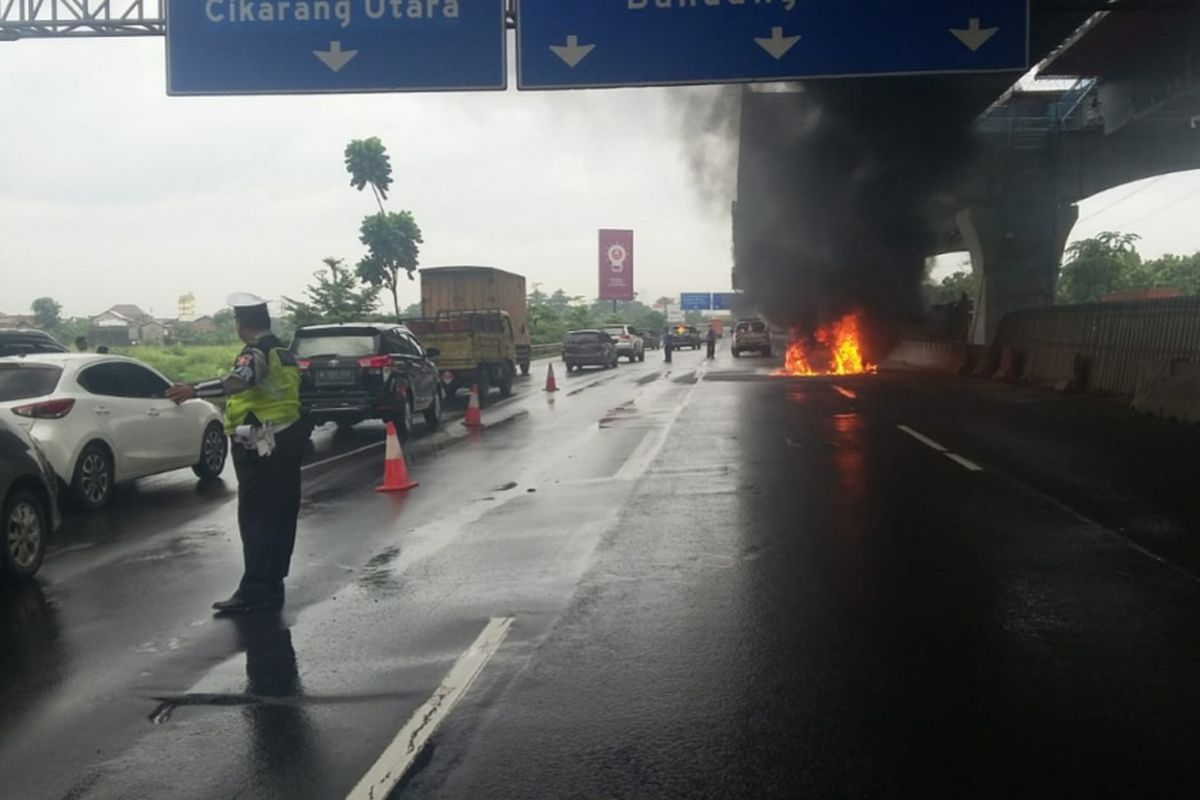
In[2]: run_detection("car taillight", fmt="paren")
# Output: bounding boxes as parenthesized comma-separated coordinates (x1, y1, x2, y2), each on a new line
(357, 356, 391, 371)
(13, 398, 75, 419)
(297, 359, 312, 371)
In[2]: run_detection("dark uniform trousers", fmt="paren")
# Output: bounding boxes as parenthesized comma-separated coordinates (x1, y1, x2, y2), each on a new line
(231, 424, 306, 601)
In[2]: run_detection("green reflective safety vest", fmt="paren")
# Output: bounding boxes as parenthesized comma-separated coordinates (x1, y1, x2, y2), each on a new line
(224, 346, 301, 434)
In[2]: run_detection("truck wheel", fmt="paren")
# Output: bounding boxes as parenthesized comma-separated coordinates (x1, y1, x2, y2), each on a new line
(498, 366, 514, 398)
(520, 362, 530, 377)
(637, 351, 645, 363)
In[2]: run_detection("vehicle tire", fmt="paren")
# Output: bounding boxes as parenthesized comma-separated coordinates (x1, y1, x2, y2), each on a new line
(2, 488, 47, 579)
(389, 395, 415, 441)
(637, 351, 645, 363)
(733, 349, 741, 358)
(520, 362, 530, 377)
(336, 420, 357, 432)
(72, 443, 113, 511)
(498, 367, 514, 398)
(424, 387, 443, 428)
(476, 368, 492, 408)
(193, 422, 228, 480)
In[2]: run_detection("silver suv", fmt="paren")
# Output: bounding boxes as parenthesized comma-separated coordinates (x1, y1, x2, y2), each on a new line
(602, 325, 645, 363)
(732, 319, 773, 358)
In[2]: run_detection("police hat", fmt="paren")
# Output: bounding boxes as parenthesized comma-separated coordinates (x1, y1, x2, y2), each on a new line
(227, 292, 271, 329)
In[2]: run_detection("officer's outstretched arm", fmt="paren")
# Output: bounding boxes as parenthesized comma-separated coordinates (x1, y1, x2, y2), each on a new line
(167, 348, 269, 404)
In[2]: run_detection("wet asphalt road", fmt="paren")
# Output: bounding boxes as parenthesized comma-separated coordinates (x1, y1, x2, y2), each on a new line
(3, 346, 1200, 799)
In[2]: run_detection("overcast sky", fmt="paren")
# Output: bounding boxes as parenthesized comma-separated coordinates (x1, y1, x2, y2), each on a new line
(2, 36, 1197, 318)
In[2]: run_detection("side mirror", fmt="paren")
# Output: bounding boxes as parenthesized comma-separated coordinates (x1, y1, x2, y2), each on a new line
(426, 347, 441, 360)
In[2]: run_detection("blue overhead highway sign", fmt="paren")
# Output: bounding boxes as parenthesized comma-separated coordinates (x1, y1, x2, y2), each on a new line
(166, 0, 507, 96)
(517, 0, 1028, 90)
(712, 293, 739, 311)
(681, 293, 713, 311)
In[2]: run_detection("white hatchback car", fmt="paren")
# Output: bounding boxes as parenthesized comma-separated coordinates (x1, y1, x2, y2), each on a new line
(0, 354, 227, 510)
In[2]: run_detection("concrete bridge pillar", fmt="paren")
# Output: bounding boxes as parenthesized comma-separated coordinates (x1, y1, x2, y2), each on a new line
(957, 200, 1079, 343)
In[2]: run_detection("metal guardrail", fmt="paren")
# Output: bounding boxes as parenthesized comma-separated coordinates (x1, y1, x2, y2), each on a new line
(994, 297, 1200, 396)
(529, 343, 562, 359)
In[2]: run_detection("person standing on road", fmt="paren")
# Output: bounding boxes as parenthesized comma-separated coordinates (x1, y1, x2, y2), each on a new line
(74, 337, 88, 352)
(706, 325, 717, 359)
(663, 327, 673, 364)
(166, 293, 305, 615)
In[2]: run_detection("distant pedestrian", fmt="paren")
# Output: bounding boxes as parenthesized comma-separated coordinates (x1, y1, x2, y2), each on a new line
(74, 337, 88, 352)
(663, 328, 674, 364)
(706, 326, 717, 359)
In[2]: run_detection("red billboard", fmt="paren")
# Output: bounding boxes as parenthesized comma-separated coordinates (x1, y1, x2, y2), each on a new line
(598, 229, 635, 301)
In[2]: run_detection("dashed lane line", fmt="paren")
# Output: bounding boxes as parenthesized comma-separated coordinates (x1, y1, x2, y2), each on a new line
(345, 617, 514, 800)
(944, 452, 985, 473)
(897, 425, 949, 453)
(897, 424, 984, 473)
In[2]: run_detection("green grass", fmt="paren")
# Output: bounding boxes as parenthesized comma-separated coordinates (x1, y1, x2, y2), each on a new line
(115, 345, 241, 383)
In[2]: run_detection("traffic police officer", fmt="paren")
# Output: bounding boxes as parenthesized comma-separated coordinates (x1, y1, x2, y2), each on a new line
(166, 293, 305, 614)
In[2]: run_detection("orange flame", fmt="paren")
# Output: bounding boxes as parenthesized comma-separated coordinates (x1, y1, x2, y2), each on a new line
(773, 313, 877, 377)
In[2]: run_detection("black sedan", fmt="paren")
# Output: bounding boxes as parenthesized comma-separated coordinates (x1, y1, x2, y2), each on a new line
(1, 416, 60, 579)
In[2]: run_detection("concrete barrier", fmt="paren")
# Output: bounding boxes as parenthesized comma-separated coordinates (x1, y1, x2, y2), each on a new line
(1132, 359, 1200, 423)
(883, 340, 967, 373)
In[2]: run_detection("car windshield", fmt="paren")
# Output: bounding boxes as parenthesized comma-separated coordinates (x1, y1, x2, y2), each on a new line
(567, 332, 603, 343)
(293, 334, 378, 358)
(0, 365, 63, 401)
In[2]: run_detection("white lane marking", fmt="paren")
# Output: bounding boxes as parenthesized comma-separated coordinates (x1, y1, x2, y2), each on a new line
(614, 430, 658, 481)
(833, 385, 857, 399)
(610, 375, 705, 482)
(897, 425, 949, 453)
(898, 425, 984, 473)
(346, 617, 514, 800)
(301, 441, 385, 473)
(944, 453, 984, 473)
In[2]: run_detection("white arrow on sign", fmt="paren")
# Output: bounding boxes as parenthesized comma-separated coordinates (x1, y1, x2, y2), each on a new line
(755, 27, 801, 60)
(950, 18, 999, 52)
(313, 41, 359, 73)
(550, 35, 595, 68)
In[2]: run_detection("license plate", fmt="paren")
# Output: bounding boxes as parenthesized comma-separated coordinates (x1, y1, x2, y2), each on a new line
(316, 368, 356, 383)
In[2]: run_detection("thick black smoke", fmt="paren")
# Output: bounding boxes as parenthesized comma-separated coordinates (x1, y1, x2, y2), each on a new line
(679, 79, 981, 353)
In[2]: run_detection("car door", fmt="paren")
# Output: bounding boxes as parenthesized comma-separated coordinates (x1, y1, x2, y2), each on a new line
(77, 362, 155, 479)
(115, 362, 200, 472)
(398, 332, 437, 409)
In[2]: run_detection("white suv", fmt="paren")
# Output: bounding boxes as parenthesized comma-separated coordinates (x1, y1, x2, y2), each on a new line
(732, 319, 773, 358)
(602, 325, 645, 363)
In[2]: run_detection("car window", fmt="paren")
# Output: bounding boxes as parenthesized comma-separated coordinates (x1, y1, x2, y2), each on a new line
(113, 363, 170, 399)
(78, 363, 123, 396)
(294, 333, 379, 358)
(0, 365, 63, 401)
(397, 334, 422, 357)
(752, 321, 767, 333)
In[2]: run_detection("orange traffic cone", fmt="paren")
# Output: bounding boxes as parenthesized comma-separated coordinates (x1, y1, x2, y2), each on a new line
(462, 385, 484, 429)
(376, 422, 418, 493)
(545, 362, 559, 393)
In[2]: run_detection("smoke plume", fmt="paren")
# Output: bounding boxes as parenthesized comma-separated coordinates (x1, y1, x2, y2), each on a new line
(676, 79, 981, 352)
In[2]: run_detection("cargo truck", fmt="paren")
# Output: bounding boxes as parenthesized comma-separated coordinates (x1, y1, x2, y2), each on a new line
(409, 267, 532, 405)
